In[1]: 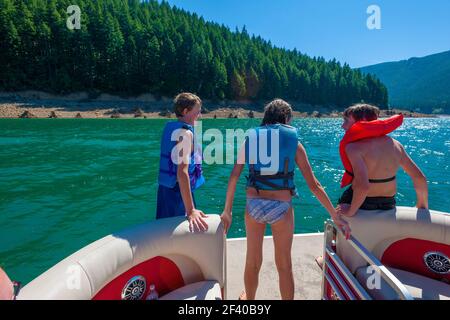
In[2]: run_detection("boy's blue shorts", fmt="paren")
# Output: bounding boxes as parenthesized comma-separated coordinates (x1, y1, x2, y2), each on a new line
(156, 184, 197, 219)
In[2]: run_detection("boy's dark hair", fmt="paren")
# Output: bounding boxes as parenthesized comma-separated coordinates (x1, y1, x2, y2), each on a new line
(343, 104, 380, 121)
(261, 99, 293, 125)
(174, 92, 202, 117)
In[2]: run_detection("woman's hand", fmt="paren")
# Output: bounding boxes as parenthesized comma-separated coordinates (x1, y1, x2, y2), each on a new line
(187, 209, 208, 232)
(220, 211, 232, 234)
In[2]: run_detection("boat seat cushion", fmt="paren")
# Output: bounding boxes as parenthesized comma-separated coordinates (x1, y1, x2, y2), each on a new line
(355, 266, 450, 300)
(159, 281, 222, 300)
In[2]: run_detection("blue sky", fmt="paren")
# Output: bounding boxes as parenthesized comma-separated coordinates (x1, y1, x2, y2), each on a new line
(161, 0, 450, 68)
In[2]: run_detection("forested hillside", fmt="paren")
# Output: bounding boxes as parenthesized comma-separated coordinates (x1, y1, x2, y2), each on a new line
(361, 50, 450, 113)
(0, 0, 388, 108)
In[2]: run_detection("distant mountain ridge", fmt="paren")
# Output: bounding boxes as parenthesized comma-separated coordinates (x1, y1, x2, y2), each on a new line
(360, 50, 450, 113)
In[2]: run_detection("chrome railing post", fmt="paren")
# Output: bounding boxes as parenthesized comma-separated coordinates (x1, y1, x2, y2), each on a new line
(324, 220, 414, 300)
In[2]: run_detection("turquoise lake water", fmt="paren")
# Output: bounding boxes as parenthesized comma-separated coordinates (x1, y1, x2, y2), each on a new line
(0, 118, 449, 284)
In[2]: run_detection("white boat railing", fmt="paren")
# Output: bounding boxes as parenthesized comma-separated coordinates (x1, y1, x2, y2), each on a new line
(321, 220, 414, 300)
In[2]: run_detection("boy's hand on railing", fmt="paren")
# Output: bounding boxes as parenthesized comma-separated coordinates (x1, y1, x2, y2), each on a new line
(220, 211, 232, 234)
(187, 209, 209, 232)
(416, 201, 428, 210)
(331, 212, 351, 240)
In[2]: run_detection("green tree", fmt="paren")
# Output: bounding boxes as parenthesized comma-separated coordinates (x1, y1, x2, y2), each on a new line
(231, 69, 246, 99)
(0, 0, 389, 108)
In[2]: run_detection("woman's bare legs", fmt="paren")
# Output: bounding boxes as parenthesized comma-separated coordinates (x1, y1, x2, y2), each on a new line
(271, 207, 295, 300)
(243, 210, 266, 300)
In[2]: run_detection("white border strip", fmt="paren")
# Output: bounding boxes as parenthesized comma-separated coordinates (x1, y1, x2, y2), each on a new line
(226, 232, 324, 242)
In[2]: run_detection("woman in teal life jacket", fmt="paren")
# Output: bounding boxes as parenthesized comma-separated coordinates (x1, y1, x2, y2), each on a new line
(157, 93, 208, 232)
(220, 99, 350, 300)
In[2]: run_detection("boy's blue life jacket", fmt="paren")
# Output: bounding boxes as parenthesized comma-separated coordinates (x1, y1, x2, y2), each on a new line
(158, 121, 205, 190)
(245, 124, 298, 194)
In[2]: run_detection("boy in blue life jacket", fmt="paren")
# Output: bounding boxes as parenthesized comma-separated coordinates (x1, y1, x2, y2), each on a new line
(156, 93, 208, 232)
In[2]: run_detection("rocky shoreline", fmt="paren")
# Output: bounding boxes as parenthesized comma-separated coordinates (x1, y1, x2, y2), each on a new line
(0, 103, 437, 119)
(0, 91, 437, 119)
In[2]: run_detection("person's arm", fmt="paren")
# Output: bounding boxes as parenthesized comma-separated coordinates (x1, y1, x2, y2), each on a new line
(340, 144, 370, 217)
(221, 144, 245, 234)
(399, 144, 428, 209)
(176, 129, 208, 232)
(0, 267, 14, 300)
(221, 163, 244, 234)
(295, 143, 351, 238)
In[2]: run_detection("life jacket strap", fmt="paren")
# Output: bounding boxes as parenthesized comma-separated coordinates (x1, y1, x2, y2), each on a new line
(247, 163, 295, 192)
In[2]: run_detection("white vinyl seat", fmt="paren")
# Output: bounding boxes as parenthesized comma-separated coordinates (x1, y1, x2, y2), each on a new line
(17, 215, 226, 300)
(159, 281, 222, 300)
(355, 266, 450, 300)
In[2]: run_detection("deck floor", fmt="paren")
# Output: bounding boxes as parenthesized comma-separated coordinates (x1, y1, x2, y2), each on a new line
(226, 233, 324, 300)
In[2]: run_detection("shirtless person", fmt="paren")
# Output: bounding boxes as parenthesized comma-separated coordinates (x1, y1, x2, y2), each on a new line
(337, 104, 428, 217)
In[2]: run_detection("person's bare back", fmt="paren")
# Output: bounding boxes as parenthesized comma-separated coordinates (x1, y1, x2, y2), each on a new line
(349, 136, 402, 197)
(337, 104, 429, 217)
